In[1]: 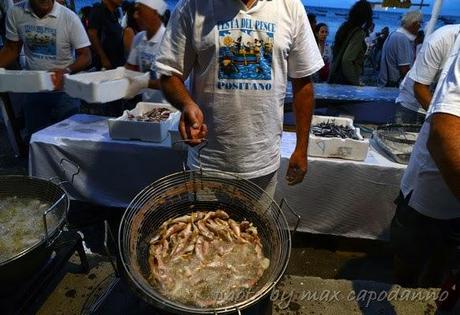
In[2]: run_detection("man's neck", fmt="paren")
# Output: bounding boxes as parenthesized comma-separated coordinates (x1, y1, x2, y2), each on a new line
(241, 0, 257, 9)
(31, 2, 53, 18)
(102, 0, 117, 12)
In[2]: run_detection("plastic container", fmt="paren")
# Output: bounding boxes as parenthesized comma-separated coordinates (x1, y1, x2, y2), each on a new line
(64, 67, 149, 103)
(308, 115, 369, 161)
(108, 102, 179, 142)
(0, 68, 54, 92)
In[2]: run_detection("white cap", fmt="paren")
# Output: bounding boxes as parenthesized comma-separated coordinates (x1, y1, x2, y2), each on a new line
(136, 0, 167, 15)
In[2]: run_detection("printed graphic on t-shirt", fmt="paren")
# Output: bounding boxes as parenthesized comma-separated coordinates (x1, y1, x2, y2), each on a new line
(13, 0, 27, 8)
(217, 17, 275, 90)
(139, 50, 154, 73)
(24, 25, 57, 59)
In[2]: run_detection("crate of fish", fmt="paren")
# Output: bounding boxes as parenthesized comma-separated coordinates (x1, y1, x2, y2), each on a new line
(308, 115, 369, 161)
(108, 102, 180, 142)
(64, 67, 149, 103)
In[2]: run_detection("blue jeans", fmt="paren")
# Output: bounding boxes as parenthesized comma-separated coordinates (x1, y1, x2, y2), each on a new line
(22, 92, 80, 141)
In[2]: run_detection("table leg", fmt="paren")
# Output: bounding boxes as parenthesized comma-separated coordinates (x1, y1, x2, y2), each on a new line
(0, 93, 27, 157)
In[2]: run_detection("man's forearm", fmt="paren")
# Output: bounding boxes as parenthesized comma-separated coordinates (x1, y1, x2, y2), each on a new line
(67, 48, 91, 73)
(292, 77, 315, 153)
(414, 82, 432, 110)
(87, 30, 109, 62)
(428, 113, 460, 199)
(398, 65, 410, 78)
(0, 41, 21, 68)
(160, 75, 195, 110)
(148, 79, 160, 90)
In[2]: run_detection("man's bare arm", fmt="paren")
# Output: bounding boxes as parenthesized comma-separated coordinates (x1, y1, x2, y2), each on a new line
(291, 76, 314, 156)
(160, 74, 195, 110)
(414, 81, 432, 110)
(87, 29, 111, 69)
(0, 40, 22, 68)
(427, 113, 460, 199)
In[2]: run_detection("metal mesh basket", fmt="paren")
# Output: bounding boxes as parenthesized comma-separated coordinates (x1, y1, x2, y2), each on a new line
(372, 124, 421, 164)
(0, 175, 68, 265)
(118, 170, 292, 314)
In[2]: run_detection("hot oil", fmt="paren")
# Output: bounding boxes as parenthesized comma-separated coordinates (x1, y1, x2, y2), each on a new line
(0, 197, 57, 262)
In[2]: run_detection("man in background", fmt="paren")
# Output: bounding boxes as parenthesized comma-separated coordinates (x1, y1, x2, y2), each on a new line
(87, 0, 124, 70)
(0, 0, 91, 141)
(395, 24, 460, 124)
(379, 10, 423, 87)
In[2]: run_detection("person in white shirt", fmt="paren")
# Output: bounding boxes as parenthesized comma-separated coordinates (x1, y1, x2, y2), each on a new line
(390, 37, 460, 288)
(378, 10, 423, 87)
(124, 0, 166, 102)
(154, 0, 324, 196)
(0, 0, 91, 141)
(395, 24, 460, 125)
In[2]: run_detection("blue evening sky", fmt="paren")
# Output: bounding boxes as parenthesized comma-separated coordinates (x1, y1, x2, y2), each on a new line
(302, 0, 460, 16)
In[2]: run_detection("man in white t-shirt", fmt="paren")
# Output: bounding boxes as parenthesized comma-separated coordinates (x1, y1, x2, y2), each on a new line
(155, 0, 324, 196)
(395, 24, 460, 125)
(124, 0, 166, 102)
(0, 0, 91, 140)
(390, 38, 460, 287)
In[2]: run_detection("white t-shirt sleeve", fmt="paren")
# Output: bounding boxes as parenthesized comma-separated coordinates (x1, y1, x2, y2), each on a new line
(5, 7, 19, 42)
(69, 12, 91, 49)
(395, 38, 412, 66)
(155, 1, 196, 78)
(287, 0, 324, 78)
(127, 33, 143, 66)
(429, 52, 460, 118)
(409, 27, 451, 85)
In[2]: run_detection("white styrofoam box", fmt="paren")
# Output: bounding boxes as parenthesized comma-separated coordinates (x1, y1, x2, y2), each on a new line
(0, 68, 54, 92)
(108, 102, 180, 142)
(168, 115, 189, 151)
(64, 67, 149, 103)
(308, 115, 369, 161)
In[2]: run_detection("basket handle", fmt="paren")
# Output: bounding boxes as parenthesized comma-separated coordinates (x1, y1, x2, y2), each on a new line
(279, 198, 301, 235)
(42, 193, 67, 244)
(104, 220, 120, 277)
(47, 158, 80, 186)
(173, 138, 208, 175)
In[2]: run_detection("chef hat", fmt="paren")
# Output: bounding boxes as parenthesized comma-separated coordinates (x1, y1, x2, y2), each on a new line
(136, 0, 167, 15)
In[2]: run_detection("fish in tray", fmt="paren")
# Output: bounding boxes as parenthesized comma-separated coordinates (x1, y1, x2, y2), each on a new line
(311, 121, 361, 140)
(148, 210, 270, 307)
(127, 107, 171, 122)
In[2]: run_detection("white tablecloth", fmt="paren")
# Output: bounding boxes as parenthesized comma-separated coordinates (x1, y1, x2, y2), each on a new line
(276, 133, 405, 241)
(30, 114, 406, 240)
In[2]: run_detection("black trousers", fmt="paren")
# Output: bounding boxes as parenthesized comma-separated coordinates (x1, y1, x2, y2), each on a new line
(390, 191, 460, 287)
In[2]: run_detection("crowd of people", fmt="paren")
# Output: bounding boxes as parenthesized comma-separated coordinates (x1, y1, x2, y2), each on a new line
(0, 0, 459, 305)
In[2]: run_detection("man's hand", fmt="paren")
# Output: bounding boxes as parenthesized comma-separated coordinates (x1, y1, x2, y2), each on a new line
(124, 74, 149, 99)
(286, 148, 308, 185)
(101, 56, 113, 70)
(179, 102, 208, 146)
(50, 68, 69, 90)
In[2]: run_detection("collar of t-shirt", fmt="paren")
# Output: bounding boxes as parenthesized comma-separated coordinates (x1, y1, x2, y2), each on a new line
(397, 27, 416, 41)
(24, 1, 60, 19)
(144, 25, 165, 43)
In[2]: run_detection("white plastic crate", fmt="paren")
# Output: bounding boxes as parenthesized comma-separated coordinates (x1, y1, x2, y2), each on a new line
(108, 102, 180, 142)
(0, 68, 54, 92)
(64, 67, 149, 103)
(308, 115, 369, 161)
